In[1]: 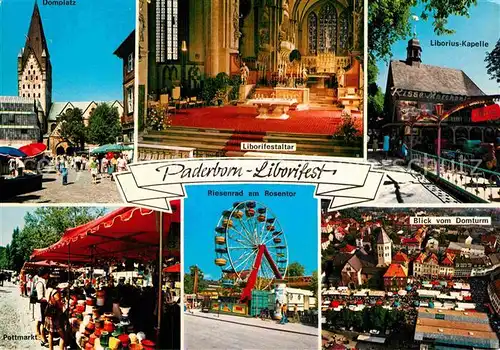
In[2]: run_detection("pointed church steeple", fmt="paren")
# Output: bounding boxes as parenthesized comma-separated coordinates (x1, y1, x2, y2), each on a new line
(21, 0, 50, 68)
(17, 0, 52, 134)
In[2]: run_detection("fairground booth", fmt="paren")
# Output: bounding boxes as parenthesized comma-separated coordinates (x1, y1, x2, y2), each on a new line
(29, 204, 181, 350)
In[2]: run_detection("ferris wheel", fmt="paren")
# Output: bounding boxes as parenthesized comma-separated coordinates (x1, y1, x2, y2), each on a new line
(214, 201, 288, 301)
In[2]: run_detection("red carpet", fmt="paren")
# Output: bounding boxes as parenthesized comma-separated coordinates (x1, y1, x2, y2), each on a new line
(223, 132, 265, 152)
(171, 106, 362, 135)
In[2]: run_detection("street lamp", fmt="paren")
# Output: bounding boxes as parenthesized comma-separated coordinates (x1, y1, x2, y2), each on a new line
(181, 40, 188, 96)
(434, 103, 444, 179)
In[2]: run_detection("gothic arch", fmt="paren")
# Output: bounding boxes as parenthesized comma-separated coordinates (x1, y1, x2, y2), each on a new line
(298, 1, 349, 56)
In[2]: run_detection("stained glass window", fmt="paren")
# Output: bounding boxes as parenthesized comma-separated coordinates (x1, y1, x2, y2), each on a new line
(339, 10, 349, 50)
(319, 4, 337, 53)
(156, 0, 178, 63)
(308, 12, 318, 55)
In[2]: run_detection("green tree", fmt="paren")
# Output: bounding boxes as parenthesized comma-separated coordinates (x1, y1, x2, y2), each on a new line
(59, 107, 87, 150)
(6, 208, 105, 271)
(287, 262, 305, 277)
(369, 0, 478, 61)
(184, 265, 208, 294)
(485, 39, 500, 84)
(309, 270, 318, 297)
(87, 104, 122, 145)
(0, 246, 6, 269)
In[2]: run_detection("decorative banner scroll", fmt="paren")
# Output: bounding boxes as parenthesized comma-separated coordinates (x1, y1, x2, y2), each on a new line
(114, 157, 384, 212)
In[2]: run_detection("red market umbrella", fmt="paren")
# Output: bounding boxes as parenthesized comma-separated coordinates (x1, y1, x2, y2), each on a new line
(19, 143, 47, 157)
(163, 263, 180, 273)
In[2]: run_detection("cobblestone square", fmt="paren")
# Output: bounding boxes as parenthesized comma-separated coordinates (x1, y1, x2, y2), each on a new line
(2, 168, 122, 204)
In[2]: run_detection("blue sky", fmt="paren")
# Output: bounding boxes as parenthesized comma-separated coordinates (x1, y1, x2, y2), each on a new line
(0, 0, 135, 101)
(376, 0, 500, 95)
(0, 206, 111, 247)
(184, 184, 319, 280)
(0, 207, 31, 247)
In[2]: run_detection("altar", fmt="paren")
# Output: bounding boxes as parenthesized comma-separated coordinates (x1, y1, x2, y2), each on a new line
(274, 87, 310, 105)
(247, 98, 298, 120)
(307, 74, 332, 89)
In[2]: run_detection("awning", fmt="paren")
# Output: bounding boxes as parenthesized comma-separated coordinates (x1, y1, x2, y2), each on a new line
(22, 260, 68, 270)
(163, 263, 180, 273)
(30, 203, 181, 263)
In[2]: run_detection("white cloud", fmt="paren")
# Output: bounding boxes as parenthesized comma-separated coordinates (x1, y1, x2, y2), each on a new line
(483, 0, 500, 5)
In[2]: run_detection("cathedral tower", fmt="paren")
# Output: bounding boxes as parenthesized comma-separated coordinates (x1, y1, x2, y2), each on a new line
(376, 227, 392, 267)
(17, 1, 52, 133)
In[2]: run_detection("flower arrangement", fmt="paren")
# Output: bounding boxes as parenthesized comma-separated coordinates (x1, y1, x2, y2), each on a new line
(334, 110, 362, 143)
(146, 105, 171, 131)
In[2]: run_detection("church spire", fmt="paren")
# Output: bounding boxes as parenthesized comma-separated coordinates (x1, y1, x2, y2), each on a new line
(21, 0, 50, 68)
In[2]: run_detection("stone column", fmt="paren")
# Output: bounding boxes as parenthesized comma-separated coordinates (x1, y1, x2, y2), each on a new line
(206, 0, 220, 76)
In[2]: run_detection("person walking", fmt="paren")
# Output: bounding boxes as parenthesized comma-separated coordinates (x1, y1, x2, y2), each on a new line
(383, 134, 390, 160)
(89, 157, 98, 184)
(101, 157, 108, 177)
(109, 155, 117, 180)
(75, 155, 81, 171)
(81, 155, 87, 171)
(117, 154, 127, 172)
(60, 156, 68, 185)
(280, 303, 288, 324)
(33, 268, 49, 346)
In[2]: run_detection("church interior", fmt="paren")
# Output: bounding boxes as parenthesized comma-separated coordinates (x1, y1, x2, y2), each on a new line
(138, 0, 364, 159)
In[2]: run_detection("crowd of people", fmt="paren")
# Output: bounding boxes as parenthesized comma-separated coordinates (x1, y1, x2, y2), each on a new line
(15, 266, 180, 350)
(54, 153, 130, 186)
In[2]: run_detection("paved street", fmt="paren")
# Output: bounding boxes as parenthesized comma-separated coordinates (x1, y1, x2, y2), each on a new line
(3, 168, 122, 204)
(368, 154, 460, 204)
(185, 311, 318, 350)
(0, 281, 41, 350)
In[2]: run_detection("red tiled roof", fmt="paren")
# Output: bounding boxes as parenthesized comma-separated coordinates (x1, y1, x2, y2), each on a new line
(402, 237, 419, 245)
(393, 251, 409, 263)
(383, 264, 408, 278)
(414, 252, 427, 264)
(425, 253, 439, 264)
(441, 253, 455, 266)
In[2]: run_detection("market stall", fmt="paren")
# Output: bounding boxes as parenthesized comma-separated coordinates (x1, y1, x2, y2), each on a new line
(29, 204, 181, 350)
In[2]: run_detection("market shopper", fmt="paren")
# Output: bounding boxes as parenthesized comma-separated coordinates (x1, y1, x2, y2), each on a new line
(8, 157, 17, 177)
(33, 268, 49, 346)
(117, 154, 127, 172)
(16, 157, 25, 177)
(44, 280, 66, 350)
